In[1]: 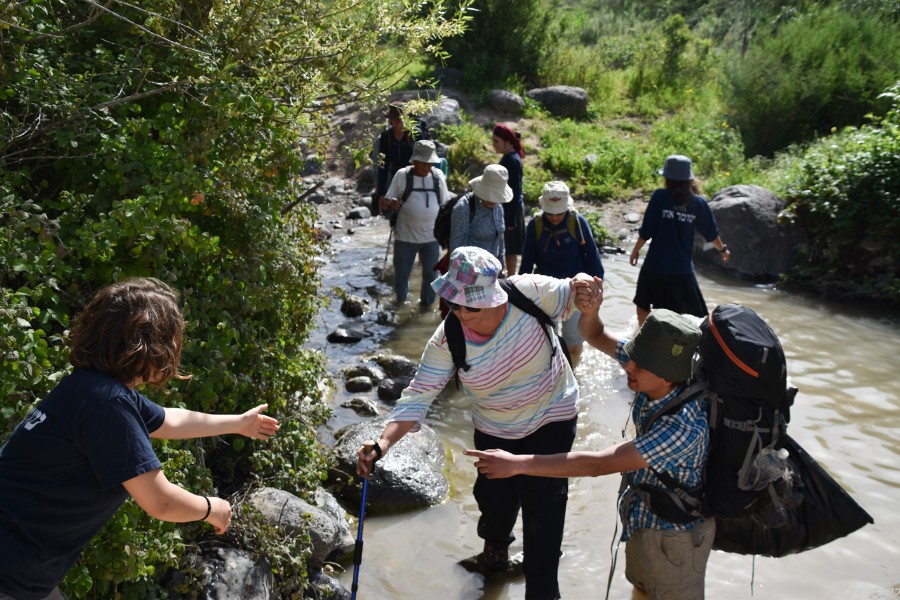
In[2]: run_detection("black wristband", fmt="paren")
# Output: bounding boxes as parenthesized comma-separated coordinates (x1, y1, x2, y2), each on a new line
(372, 440, 384, 462)
(718, 244, 728, 253)
(201, 496, 211, 521)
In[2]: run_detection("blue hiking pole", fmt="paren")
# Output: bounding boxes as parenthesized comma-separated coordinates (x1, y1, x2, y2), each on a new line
(351, 442, 380, 599)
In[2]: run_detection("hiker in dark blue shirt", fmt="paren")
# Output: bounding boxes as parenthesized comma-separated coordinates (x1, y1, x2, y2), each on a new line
(630, 155, 731, 326)
(374, 104, 421, 216)
(467, 285, 714, 600)
(520, 181, 604, 364)
(0, 278, 280, 600)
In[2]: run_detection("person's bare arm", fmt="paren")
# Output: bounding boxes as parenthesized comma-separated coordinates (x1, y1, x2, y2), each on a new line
(464, 440, 648, 479)
(123, 468, 232, 533)
(150, 404, 279, 440)
(356, 420, 417, 477)
(630, 237, 646, 266)
(574, 275, 619, 358)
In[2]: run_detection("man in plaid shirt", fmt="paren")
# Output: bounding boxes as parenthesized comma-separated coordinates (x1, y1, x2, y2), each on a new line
(466, 278, 714, 600)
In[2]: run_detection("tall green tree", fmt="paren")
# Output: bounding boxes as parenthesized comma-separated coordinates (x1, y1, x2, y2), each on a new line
(1, 0, 469, 595)
(440, 0, 553, 88)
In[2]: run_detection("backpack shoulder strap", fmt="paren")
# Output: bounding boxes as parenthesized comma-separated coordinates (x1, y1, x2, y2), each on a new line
(401, 167, 414, 203)
(534, 212, 544, 240)
(444, 312, 470, 373)
(499, 279, 559, 360)
(429, 166, 441, 204)
(567, 211, 580, 242)
(639, 379, 706, 436)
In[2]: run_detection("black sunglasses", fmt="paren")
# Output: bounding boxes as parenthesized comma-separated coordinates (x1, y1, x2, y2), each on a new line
(446, 301, 482, 313)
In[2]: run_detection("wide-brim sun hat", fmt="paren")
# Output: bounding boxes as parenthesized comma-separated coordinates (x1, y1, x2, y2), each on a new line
(410, 139, 440, 164)
(540, 181, 573, 214)
(658, 154, 694, 181)
(623, 308, 701, 382)
(469, 164, 514, 204)
(431, 246, 507, 309)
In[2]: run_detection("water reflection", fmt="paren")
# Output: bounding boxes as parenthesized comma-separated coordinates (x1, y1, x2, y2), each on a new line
(323, 218, 900, 600)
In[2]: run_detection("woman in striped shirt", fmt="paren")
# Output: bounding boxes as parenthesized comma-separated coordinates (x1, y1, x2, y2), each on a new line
(357, 246, 597, 600)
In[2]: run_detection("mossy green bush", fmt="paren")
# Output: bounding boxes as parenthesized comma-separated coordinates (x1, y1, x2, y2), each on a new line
(724, 4, 900, 156)
(0, 0, 469, 596)
(776, 83, 900, 303)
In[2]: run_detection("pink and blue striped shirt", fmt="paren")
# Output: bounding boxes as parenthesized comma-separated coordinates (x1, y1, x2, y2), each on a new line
(389, 274, 579, 439)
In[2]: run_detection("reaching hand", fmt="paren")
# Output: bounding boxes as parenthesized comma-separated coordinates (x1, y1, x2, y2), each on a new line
(573, 275, 603, 313)
(463, 448, 523, 479)
(356, 439, 382, 478)
(237, 404, 280, 440)
(205, 496, 233, 534)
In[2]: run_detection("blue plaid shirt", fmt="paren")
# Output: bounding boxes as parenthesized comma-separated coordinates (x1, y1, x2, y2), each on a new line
(614, 340, 709, 540)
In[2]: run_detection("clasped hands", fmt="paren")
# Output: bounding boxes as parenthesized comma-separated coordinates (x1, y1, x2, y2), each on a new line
(570, 273, 604, 314)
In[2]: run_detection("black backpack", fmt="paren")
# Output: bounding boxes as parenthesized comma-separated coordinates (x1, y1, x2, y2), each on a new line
(636, 304, 872, 556)
(444, 279, 572, 383)
(433, 192, 477, 250)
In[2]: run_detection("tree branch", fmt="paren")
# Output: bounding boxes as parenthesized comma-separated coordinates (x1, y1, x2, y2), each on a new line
(3, 80, 189, 159)
(80, 0, 211, 56)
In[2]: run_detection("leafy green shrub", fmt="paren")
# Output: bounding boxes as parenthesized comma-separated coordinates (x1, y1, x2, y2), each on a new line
(436, 121, 495, 191)
(581, 211, 613, 246)
(724, 5, 900, 156)
(777, 82, 900, 302)
(536, 120, 655, 201)
(1, 0, 469, 595)
(649, 109, 746, 193)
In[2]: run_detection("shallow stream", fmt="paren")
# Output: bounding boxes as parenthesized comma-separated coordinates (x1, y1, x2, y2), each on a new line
(309, 215, 900, 600)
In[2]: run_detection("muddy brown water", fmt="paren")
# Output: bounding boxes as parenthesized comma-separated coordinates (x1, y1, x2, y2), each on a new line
(309, 215, 900, 600)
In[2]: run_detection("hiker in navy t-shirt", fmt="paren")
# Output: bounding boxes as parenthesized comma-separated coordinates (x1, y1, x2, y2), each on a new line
(467, 282, 715, 600)
(0, 278, 280, 600)
(374, 104, 420, 216)
(630, 155, 731, 326)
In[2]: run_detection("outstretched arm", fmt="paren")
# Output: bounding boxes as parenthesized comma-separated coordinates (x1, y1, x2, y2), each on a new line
(123, 468, 232, 533)
(151, 404, 279, 441)
(572, 275, 619, 358)
(464, 441, 648, 479)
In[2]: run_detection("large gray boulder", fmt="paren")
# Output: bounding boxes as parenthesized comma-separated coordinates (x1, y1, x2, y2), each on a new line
(421, 97, 463, 133)
(526, 85, 589, 119)
(171, 547, 275, 600)
(332, 418, 448, 514)
(247, 487, 354, 568)
(694, 184, 798, 279)
(488, 89, 526, 114)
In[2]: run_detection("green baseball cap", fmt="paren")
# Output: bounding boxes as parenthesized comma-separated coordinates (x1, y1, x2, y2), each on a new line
(623, 309, 701, 382)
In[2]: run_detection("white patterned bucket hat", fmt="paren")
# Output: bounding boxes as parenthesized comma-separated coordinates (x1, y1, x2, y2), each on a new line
(431, 246, 507, 309)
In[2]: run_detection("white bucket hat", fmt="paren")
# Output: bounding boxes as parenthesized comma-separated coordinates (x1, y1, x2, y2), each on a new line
(469, 164, 514, 204)
(410, 139, 440, 164)
(431, 246, 507, 309)
(540, 181, 573, 214)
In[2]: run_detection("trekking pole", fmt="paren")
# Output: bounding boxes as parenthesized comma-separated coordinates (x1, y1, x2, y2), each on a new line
(380, 226, 393, 283)
(351, 442, 377, 600)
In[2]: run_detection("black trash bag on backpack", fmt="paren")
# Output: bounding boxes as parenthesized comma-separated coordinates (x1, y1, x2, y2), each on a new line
(713, 434, 874, 557)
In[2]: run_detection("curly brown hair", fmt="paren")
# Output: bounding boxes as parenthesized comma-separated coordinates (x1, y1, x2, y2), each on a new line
(68, 277, 189, 387)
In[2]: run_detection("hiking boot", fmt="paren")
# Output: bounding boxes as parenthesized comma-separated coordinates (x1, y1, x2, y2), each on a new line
(481, 543, 509, 572)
